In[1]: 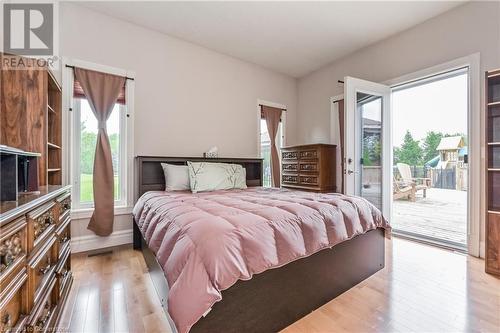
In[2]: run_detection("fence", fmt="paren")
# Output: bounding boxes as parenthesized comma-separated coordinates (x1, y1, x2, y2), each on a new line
(393, 165, 462, 190)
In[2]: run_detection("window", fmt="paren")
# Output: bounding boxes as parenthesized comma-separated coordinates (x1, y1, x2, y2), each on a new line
(73, 99, 126, 208)
(68, 63, 133, 212)
(260, 114, 284, 187)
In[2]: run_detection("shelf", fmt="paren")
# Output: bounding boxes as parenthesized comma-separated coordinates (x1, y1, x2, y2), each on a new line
(47, 104, 56, 114)
(47, 142, 61, 149)
(47, 168, 61, 172)
(488, 168, 500, 172)
(488, 101, 500, 107)
(488, 142, 500, 146)
(488, 210, 500, 215)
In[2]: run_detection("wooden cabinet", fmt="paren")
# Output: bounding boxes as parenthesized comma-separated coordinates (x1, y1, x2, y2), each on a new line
(486, 69, 500, 276)
(0, 53, 62, 186)
(281, 144, 337, 192)
(0, 186, 72, 332)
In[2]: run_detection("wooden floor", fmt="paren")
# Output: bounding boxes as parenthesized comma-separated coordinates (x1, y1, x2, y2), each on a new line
(60, 238, 500, 333)
(392, 188, 467, 246)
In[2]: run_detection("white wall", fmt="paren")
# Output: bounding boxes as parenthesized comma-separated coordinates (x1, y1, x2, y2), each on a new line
(296, 1, 500, 254)
(297, 1, 499, 144)
(59, 3, 298, 249)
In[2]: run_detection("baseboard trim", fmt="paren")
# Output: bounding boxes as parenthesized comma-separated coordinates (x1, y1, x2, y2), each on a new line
(71, 229, 132, 253)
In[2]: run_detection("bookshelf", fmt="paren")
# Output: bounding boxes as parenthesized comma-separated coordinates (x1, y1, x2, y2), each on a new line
(486, 68, 500, 276)
(47, 69, 62, 185)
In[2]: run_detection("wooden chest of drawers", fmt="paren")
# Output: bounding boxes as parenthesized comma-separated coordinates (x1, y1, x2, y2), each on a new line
(281, 144, 337, 192)
(0, 186, 72, 333)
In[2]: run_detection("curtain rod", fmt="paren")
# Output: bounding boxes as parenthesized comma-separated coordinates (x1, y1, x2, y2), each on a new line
(65, 64, 135, 81)
(259, 104, 287, 111)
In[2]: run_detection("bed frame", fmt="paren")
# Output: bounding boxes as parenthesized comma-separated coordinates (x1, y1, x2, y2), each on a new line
(133, 156, 386, 333)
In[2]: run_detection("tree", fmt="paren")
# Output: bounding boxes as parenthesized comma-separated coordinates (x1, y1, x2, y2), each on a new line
(80, 121, 97, 174)
(422, 131, 443, 164)
(397, 130, 422, 166)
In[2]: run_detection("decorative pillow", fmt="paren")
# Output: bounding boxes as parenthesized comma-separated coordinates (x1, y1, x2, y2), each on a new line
(161, 163, 190, 191)
(187, 162, 247, 193)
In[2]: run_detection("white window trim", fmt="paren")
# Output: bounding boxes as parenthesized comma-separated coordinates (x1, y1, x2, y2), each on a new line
(256, 99, 287, 156)
(62, 58, 135, 215)
(387, 54, 480, 257)
(257, 99, 287, 188)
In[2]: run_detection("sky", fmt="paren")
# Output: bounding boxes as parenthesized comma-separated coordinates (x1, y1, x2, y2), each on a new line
(80, 99, 121, 135)
(392, 73, 468, 147)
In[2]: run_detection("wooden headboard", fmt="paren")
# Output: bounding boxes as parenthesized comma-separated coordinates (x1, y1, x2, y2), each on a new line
(136, 156, 263, 198)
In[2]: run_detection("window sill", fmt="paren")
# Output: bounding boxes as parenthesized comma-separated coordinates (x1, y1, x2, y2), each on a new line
(71, 206, 133, 220)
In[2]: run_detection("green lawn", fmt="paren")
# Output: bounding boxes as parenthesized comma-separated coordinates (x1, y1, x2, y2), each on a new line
(80, 173, 120, 202)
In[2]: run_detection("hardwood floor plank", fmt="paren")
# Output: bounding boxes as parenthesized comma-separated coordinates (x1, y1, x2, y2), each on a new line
(66, 239, 500, 333)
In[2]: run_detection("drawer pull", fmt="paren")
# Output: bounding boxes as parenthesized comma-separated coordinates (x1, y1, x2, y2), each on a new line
(34, 211, 54, 239)
(2, 313, 12, 331)
(283, 164, 297, 170)
(57, 269, 69, 279)
(0, 232, 23, 273)
(35, 303, 52, 330)
(301, 164, 315, 170)
(282, 152, 298, 159)
(62, 202, 71, 211)
(59, 236, 69, 244)
(38, 260, 52, 276)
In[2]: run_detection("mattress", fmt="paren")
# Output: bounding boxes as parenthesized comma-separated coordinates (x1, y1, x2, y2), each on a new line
(132, 187, 390, 333)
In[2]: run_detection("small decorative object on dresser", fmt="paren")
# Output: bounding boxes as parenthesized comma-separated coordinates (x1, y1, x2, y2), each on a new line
(281, 144, 337, 192)
(0, 186, 72, 333)
(486, 68, 500, 276)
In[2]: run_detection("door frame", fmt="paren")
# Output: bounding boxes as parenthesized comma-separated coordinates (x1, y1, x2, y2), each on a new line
(329, 53, 481, 257)
(384, 53, 481, 257)
(344, 78, 392, 220)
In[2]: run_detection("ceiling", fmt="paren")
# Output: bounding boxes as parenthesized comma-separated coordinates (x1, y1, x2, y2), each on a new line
(78, 1, 465, 78)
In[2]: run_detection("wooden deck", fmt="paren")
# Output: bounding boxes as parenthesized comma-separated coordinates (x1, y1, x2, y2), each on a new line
(392, 188, 467, 246)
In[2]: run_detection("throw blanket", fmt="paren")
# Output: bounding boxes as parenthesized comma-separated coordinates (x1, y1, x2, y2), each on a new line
(133, 187, 390, 333)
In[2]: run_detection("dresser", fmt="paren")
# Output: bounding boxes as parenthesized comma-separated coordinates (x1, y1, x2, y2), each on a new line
(0, 185, 72, 332)
(281, 144, 337, 192)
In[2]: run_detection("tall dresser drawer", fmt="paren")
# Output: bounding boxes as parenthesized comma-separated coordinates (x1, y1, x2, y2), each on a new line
(282, 175, 299, 184)
(299, 175, 319, 186)
(56, 216, 71, 258)
(56, 245, 71, 298)
(282, 162, 298, 173)
(56, 193, 71, 225)
(0, 185, 72, 333)
(282, 151, 298, 160)
(27, 276, 57, 333)
(28, 236, 57, 308)
(0, 267, 29, 333)
(27, 202, 57, 253)
(299, 162, 319, 173)
(299, 150, 318, 160)
(0, 218, 27, 285)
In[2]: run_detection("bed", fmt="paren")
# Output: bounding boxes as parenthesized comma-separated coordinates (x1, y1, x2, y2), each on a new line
(133, 156, 389, 333)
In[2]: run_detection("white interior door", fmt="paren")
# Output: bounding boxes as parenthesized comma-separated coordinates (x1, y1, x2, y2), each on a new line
(344, 77, 392, 219)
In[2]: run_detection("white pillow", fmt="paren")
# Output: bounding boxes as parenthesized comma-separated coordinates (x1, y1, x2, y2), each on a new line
(161, 163, 190, 191)
(187, 162, 247, 193)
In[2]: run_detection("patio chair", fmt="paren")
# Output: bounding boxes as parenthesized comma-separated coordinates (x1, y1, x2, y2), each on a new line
(393, 177, 416, 202)
(397, 163, 431, 198)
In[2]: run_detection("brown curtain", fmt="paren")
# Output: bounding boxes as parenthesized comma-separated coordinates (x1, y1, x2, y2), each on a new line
(74, 79, 126, 104)
(74, 68, 126, 236)
(261, 105, 283, 187)
(337, 99, 345, 193)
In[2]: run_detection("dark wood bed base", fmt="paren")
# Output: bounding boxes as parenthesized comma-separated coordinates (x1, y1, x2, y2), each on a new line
(134, 156, 386, 333)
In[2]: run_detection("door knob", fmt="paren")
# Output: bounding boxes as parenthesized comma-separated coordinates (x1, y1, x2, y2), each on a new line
(347, 169, 354, 175)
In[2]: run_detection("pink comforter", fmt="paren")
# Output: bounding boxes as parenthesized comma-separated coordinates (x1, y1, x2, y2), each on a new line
(133, 187, 390, 333)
